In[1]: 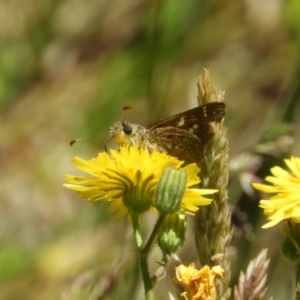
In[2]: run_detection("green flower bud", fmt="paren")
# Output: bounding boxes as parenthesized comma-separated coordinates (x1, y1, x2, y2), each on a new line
(156, 167, 187, 214)
(157, 213, 187, 257)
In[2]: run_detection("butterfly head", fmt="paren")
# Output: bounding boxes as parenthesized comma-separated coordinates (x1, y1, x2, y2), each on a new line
(109, 121, 147, 146)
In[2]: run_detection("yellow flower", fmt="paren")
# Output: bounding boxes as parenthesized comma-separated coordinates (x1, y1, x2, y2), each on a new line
(64, 145, 217, 219)
(173, 263, 224, 300)
(252, 156, 300, 228)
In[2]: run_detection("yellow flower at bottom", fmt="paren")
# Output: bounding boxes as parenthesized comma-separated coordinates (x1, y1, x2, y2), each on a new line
(64, 145, 217, 220)
(252, 156, 300, 228)
(173, 263, 224, 300)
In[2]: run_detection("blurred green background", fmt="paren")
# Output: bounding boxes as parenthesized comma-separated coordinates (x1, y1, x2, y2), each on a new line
(1, 0, 300, 299)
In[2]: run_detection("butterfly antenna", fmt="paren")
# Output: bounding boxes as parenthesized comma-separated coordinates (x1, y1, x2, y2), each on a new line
(71, 106, 133, 146)
(70, 130, 107, 146)
(123, 106, 133, 122)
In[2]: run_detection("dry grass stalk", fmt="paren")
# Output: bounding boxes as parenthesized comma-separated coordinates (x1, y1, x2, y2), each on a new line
(194, 69, 232, 299)
(234, 249, 270, 300)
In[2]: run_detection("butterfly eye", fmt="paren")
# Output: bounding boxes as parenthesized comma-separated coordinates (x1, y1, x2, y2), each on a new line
(122, 122, 133, 135)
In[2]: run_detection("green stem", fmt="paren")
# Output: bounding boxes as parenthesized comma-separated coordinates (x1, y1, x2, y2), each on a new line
(143, 214, 166, 256)
(296, 263, 300, 300)
(132, 213, 154, 300)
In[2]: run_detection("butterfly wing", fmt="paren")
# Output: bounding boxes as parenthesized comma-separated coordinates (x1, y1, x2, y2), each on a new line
(149, 127, 204, 164)
(148, 102, 224, 148)
(148, 102, 225, 129)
